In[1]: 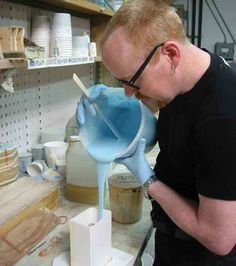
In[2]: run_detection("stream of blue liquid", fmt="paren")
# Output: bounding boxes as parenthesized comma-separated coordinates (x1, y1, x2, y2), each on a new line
(87, 138, 130, 220)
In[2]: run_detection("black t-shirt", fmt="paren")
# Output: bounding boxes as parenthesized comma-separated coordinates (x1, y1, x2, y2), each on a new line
(152, 52, 236, 226)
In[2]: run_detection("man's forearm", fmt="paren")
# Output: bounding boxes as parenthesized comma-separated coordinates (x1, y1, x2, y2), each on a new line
(148, 180, 236, 255)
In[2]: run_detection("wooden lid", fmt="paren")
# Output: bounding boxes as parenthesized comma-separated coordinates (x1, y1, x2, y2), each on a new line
(108, 173, 141, 189)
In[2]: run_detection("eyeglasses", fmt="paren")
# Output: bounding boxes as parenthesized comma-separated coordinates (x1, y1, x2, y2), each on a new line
(116, 43, 164, 90)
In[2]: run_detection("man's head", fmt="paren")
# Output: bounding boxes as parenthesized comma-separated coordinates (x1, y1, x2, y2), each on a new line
(100, 0, 190, 110)
(101, 0, 187, 51)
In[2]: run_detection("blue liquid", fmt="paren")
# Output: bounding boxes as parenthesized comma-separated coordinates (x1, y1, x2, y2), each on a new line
(87, 139, 130, 162)
(88, 139, 130, 220)
(96, 163, 110, 220)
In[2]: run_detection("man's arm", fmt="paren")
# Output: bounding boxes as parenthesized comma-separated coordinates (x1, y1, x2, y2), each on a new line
(149, 181, 236, 255)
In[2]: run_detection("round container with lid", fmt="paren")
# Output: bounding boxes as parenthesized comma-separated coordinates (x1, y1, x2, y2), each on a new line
(108, 173, 143, 224)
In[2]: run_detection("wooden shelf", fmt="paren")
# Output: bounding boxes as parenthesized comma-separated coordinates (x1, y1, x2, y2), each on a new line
(36, 0, 115, 17)
(0, 58, 27, 70)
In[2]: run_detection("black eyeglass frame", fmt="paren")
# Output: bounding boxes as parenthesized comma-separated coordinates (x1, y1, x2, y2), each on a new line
(116, 42, 164, 90)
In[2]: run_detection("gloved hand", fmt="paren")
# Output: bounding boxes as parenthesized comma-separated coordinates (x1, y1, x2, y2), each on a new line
(115, 138, 155, 185)
(76, 84, 108, 126)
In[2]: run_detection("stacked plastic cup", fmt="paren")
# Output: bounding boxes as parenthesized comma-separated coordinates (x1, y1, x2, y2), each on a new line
(31, 15, 50, 58)
(50, 13, 72, 57)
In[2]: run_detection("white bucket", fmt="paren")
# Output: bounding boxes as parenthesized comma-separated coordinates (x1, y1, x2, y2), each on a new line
(79, 87, 158, 163)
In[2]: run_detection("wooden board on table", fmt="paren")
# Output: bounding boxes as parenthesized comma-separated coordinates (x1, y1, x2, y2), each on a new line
(0, 177, 60, 237)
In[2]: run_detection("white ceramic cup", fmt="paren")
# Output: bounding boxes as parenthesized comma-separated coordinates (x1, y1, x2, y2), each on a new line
(44, 141, 68, 169)
(26, 160, 48, 177)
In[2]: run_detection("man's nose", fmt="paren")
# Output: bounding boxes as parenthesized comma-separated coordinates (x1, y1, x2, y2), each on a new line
(124, 85, 137, 97)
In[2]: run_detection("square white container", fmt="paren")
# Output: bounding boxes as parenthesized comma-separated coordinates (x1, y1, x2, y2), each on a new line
(70, 207, 112, 266)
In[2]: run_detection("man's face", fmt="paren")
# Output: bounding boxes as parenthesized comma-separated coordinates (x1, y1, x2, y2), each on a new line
(102, 28, 175, 111)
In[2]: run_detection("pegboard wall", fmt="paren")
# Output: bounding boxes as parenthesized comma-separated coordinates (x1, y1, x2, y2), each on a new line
(0, 1, 95, 152)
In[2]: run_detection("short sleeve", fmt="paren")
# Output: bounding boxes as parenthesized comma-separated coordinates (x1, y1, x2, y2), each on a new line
(195, 117, 236, 200)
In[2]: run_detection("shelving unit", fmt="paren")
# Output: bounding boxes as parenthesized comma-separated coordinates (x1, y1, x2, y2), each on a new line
(0, 0, 104, 152)
(0, 0, 113, 71)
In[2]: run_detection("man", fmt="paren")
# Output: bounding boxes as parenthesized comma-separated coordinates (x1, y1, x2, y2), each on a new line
(77, 0, 236, 265)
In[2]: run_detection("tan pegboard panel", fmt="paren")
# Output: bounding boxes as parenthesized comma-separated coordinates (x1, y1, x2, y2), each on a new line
(0, 0, 94, 153)
(0, 64, 94, 152)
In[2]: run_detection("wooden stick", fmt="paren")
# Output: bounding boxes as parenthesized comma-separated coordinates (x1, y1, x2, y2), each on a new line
(73, 73, 89, 97)
(73, 73, 120, 139)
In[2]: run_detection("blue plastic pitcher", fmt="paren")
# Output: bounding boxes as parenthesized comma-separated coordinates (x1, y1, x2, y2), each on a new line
(79, 88, 158, 163)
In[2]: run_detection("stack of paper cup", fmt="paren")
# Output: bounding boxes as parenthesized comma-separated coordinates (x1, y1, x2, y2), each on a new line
(50, 13, 72, 57)
(31, 15, 50, 58)
(72, 35, 89, 57)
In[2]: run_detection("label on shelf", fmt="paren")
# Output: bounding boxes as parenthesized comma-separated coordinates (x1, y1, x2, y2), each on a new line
(27, 56, 95, 69)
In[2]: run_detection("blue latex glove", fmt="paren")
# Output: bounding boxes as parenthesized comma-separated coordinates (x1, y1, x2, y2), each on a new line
(76, 84, 108, 126)
(115, 138, 155, 185)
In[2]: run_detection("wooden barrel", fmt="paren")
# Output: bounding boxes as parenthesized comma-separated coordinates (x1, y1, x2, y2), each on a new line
(108, 173, 143, 224)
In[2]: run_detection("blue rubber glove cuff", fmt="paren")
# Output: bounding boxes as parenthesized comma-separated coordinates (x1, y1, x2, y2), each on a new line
(115, 138, 155, 185)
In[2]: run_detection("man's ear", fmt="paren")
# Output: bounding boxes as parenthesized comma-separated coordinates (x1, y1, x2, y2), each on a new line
(162, 41, 180, 70)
